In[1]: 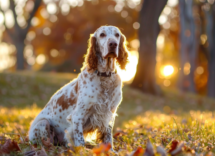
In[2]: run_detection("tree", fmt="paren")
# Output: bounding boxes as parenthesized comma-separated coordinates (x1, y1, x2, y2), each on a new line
(131, 0, 167, 95)
(205, 3, 215, 97)
(178, 0, 197, 93)
(0, 0, 42, 70)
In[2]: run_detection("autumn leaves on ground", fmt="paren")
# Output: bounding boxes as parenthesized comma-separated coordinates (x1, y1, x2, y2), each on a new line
(1, 72, 215, 156)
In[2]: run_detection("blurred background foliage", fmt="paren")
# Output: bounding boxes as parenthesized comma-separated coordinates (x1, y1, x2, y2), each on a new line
(0, 0, 214, 97)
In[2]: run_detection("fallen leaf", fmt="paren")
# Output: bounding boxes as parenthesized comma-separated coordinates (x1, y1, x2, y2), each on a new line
(0, 139, 21, 154)
(132, 147, 144, 156)
(170, 142, 184, 156)
(92, 143, 111, 155)
(168, 140, 179, 154)
(113, 132, 121, 138)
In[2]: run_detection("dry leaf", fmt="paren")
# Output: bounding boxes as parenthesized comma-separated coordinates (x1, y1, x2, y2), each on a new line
(170, 142, 184, 156)
(168, 140, 179, 154)
(0, 139, 21, 154)
(132, 147, 144, 156)
(92, 143, 111, 155)
(113, 132, 121, 138)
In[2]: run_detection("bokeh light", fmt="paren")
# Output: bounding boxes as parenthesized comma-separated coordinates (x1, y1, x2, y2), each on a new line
(5, 10, 15, 28)
(47, 2, 57, 14)
(184, 62, 191, 75)
(167, 0, 178, 7)
(0, 0, 10, 11)
(43, 27, 51, 35)
(159, 14, 167, 25)
(196, 66, 204, 75)
(36, 54, 46, 65)
(133, 22, 140, 29)
(50, 49, 59, 57)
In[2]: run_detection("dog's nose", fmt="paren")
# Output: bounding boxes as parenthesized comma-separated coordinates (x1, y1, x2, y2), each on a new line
(109, 42, 117, 49)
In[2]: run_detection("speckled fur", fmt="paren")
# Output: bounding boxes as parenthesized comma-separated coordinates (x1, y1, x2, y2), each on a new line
(28, 26, 129, 150)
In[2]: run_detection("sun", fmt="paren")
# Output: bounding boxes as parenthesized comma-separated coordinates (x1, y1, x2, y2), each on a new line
(162, 65, 174, 77)
(117, 51, 139, 83)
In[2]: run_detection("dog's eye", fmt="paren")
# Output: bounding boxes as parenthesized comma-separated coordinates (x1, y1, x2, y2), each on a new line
(100, 33, 106, 37)
(115, 33, 119, 37)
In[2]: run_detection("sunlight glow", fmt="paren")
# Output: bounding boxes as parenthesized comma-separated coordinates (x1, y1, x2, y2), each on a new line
(117, 51, 139, 83)
(162, 65, 174, 77)
(130, 39, 140, 50)
(163, 79, 171, 87)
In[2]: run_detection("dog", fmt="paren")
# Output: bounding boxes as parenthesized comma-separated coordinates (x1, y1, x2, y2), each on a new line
(29, 26, 129, 150)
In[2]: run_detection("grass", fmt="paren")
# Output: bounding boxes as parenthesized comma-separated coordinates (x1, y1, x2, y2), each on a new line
(1, 71, 215, 155)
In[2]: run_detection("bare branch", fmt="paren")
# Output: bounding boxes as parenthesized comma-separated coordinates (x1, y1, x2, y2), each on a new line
(23, 0, 42, 36)
(9, 0, 22, 37)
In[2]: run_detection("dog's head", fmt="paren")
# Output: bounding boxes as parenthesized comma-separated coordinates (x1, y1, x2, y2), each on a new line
(83, 26, 129, 72)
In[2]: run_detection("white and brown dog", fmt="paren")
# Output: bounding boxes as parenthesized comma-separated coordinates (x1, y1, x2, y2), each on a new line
(29, 26, 129, 150)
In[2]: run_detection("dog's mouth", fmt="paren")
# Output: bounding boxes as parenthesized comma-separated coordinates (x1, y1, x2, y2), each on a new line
(104, 52, 117, 59)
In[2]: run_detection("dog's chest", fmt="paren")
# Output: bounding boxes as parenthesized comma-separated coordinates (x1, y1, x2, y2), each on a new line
(81, 74, 121, 131)
(97, 77, 117, 102)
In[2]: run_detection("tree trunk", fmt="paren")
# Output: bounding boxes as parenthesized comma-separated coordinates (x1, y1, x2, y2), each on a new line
(206, 4, 215, 98)
(131, 0, 167, 95)
(15, 40, 25, 70)
(178, 0, 197, 93)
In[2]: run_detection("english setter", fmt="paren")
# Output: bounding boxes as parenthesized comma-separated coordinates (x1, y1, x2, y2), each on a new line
(29, 26, 129, 151)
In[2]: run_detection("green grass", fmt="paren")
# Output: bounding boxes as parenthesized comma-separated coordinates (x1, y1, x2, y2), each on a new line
(1, 71, 215, 155)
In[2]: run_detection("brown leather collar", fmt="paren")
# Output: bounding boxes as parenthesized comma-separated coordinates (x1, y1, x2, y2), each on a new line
(95, 70, 117, 77)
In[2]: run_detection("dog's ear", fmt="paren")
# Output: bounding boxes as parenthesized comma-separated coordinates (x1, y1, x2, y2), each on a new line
(83, 35, 98, 72)
(117, 34, 129, 70)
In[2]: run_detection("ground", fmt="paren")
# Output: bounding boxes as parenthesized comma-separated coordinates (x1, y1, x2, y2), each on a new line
(0, 71, 215, 156)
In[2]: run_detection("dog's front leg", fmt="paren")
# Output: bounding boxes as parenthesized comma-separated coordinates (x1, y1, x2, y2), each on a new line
(97, 125, 115, 151)
(66, 104, 88, 147)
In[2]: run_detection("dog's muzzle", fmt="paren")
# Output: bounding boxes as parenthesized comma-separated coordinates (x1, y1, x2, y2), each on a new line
(105, 41, 117, 58)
